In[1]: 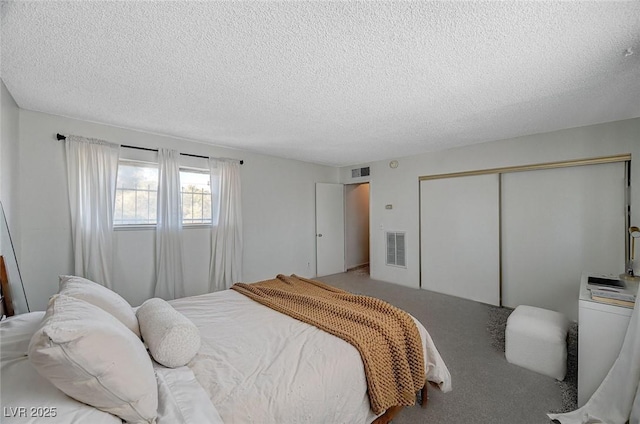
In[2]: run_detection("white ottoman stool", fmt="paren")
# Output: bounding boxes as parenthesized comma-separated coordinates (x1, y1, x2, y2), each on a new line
(505, 305, 569, 380)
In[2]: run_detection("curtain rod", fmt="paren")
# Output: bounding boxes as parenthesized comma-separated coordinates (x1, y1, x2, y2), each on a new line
(56, 133, 243, 165)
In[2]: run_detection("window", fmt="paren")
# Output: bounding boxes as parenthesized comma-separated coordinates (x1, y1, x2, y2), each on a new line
(114, 161, 213, 227)
(114, 162, 158, 226)
(180, 169, 212, 225)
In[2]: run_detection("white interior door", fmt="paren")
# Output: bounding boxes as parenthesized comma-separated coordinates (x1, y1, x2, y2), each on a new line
(501, 162, 625, 321)
(420, 174, 500, 305)
(316, 183, 345, 276)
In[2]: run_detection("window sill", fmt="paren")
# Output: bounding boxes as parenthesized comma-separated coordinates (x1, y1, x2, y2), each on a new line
(114, 224, 212, 231)
(114, 224, 155, 231)
(183, 224, 213, 229)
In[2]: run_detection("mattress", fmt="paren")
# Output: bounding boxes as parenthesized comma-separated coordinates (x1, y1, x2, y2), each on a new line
(170, 289, 451, 424)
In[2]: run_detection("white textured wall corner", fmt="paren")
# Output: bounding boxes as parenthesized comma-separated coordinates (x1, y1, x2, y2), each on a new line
(0, 80, 21, 251)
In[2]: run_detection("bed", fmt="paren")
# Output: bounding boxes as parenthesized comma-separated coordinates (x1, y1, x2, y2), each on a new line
(0, 272, 451, 424)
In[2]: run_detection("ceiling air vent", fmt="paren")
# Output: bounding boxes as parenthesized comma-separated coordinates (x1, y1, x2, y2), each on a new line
(351, 167, 370, 178)
(386, 231, 406, 267)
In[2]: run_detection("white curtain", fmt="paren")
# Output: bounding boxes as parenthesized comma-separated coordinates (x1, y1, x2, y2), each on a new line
(65, 135, 120, 289)
(549, 300, 640, 423)
(154, 148, 185, 300)
(209, 159, 242, 292)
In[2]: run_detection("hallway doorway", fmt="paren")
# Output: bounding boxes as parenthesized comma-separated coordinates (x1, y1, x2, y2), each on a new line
(344, 183, 370, 274)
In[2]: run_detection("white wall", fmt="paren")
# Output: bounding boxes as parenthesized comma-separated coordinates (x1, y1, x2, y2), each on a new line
(18, 110, 338, 309)
(11, 107, 640, 309)
(345, 183, 369, 269)
(0, 81, 29, 314)
(340, 118, 640, 290)
(0, 80, 20, 248)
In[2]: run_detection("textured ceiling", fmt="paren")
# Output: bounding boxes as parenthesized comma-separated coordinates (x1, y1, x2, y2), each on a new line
(1, 1, 639, 167)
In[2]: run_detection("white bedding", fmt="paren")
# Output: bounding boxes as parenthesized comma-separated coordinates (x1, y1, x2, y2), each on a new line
(1, 288, 451, 424)
(0, 312, 221, 424)
(170, 289, 451, 424)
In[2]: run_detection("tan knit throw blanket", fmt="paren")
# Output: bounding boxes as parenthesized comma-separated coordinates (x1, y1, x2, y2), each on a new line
(230, 274, 425, 415)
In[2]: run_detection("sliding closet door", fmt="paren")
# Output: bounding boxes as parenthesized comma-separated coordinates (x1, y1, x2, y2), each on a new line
(420, 174, 500, 305)
(501, 162, 625, 321)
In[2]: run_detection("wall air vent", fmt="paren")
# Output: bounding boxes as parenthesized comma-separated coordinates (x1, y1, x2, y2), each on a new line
(351, 167, 370, 178)
(386, 231, 406, 267)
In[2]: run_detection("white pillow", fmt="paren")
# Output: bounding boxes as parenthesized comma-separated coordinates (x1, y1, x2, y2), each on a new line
(59, 275, 140, 337)
(28, 294, 158, 423)
(1, 312, 120, 424)
(3, 355, 122, 424)
(137, 298, 201, 368)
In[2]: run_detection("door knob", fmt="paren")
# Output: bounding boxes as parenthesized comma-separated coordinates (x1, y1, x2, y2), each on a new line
(317, 234, 323, 237)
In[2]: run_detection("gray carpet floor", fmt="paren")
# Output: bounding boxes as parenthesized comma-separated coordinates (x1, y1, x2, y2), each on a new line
(317, 269, 576, 424)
